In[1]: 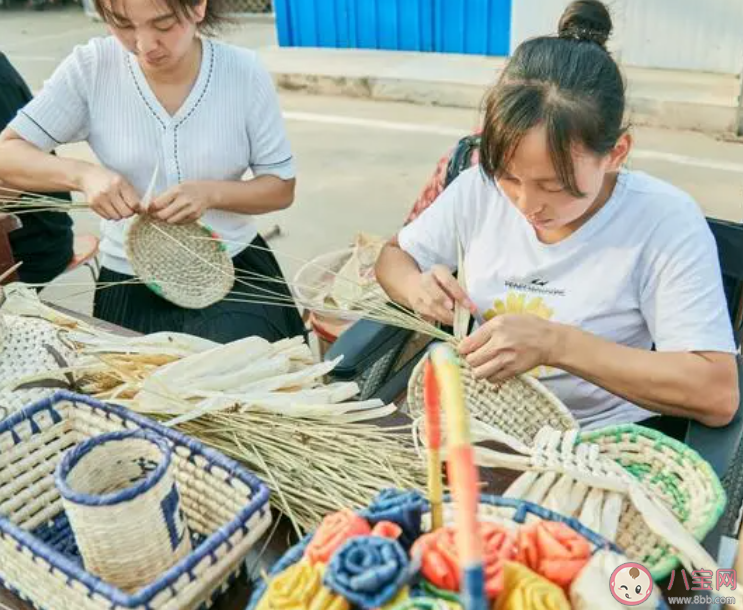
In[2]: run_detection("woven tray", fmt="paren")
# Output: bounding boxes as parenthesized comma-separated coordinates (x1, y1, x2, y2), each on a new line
(407, 355, 578, 448)
(126, 216, 235, 309)
(246, 492, 669, 610)
(0, 390, 271, 610)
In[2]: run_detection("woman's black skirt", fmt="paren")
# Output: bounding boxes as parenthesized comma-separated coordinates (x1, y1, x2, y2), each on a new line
(93, 235, 306, 344)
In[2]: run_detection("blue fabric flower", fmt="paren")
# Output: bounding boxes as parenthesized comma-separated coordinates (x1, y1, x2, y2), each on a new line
(324, 535, 410, 609)
(360, 489, 427, 550)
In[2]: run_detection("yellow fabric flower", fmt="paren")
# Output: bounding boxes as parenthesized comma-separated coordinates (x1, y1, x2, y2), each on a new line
(257, 561, 349, 610)
(493, 562, 570, 610)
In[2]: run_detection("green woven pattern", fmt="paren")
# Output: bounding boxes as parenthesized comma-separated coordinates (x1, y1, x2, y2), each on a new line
(578, 424, 726, 580)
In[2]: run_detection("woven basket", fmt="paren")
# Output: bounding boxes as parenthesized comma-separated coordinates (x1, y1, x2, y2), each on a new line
(0, 391, 271, 610)
(126, 216, 235, 309)
(247, 492, 669, 610)
(474, 424, 726, 581)
(407, 355, 578, 447)
(0, 314, 78, 419)
(578, 425, 726, 578)
(56, 430, 193, 592)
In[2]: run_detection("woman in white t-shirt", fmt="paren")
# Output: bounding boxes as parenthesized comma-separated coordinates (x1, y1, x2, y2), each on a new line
(376, 0, 739, 430)
(0, 0, 304, 343)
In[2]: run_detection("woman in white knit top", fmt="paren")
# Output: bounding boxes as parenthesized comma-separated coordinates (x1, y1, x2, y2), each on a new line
(0, 0, 305, 343)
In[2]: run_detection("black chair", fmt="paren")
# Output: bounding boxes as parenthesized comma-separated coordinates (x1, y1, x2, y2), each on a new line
(326, 136, 743, 578)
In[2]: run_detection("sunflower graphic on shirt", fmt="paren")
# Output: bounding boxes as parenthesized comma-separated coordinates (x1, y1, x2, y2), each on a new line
(483, 292, 555, 378)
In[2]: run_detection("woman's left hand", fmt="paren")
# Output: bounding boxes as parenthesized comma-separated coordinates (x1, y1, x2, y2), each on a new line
(149, 181, 214, 224)
(458, 314, 560, 382)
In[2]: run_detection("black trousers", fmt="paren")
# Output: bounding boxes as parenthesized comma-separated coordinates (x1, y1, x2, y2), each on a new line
(638, 414, 688, 442)
(93, 235, 306, 344)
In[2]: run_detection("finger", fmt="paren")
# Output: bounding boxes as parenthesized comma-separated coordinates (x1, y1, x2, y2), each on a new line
(472, 354, 512, 380)
(120, 180, 141, 213)
(465, 341, 502, 368)
(429, 303, 454, 326)
(92, 198, 116, 221)
(156, 198, 187, 221)
(459, 323, 495, 355)
(150, 190, 178, 213)
(433, 267, 477, 313)
(167, 206, 196, 225)
(110, 189, 134, 219)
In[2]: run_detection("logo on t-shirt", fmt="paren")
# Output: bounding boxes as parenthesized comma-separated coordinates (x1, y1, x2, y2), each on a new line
(505, 279, 566, 297)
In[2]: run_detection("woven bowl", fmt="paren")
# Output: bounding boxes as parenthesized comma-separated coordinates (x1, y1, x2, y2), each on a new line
(247, 492, 670, 610)
(126, 216, 235, 309)
(56, 430, 193, 592)
(578, 424, 726, 579)
(407, 355, 578, 447)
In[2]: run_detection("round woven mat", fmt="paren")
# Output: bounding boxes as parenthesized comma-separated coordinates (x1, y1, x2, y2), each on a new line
(0, 314, 78, 417)
(126, 216, 235, 309)
(407, 354, 578, 446)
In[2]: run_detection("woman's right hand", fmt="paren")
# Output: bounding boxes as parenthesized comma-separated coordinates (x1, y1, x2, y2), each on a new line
(407, 265, 477, 325)
(78, 165, 140, 221)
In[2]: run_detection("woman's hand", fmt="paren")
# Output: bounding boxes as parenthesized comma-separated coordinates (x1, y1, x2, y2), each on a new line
(407, 265, 477, 325)
(78, 165, 139, 221)
(149, 181, 213, 224)
(458, 314, 560, 382)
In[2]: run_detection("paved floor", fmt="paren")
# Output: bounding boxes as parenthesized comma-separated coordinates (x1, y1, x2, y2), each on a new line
(2, 6, 743, 316)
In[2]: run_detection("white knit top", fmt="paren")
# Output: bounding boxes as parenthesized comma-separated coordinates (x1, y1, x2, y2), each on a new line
(9, 36, 295, 275)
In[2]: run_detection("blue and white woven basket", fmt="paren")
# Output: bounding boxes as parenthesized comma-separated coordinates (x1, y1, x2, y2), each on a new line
(0, 391, 271, 610)
(56, 430, 193, 593)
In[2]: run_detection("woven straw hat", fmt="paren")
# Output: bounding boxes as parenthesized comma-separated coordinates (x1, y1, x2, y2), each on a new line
(0, 314, 78, 417)
(125, 216, 235, 309)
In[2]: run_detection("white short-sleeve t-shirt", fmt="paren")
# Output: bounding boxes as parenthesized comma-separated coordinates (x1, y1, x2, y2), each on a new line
(398, 167, 736, 428)
(9, 36, 295, 275)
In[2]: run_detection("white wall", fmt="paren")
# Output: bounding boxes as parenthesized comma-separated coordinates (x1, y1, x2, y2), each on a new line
(510, 0, 743, 75)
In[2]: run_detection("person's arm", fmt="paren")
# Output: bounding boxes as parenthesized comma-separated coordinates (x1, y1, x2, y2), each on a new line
(552, 326, 738, 426)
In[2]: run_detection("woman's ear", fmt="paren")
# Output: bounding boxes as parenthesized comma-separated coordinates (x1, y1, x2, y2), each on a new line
(606, 132, 632, 171)
(192, 0, 207, 22)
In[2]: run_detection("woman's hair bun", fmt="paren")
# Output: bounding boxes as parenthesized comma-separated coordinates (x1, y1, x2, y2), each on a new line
(558, 0, 613, 49)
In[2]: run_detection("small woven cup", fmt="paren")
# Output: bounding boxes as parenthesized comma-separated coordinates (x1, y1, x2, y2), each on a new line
(55, 430, 192, 592)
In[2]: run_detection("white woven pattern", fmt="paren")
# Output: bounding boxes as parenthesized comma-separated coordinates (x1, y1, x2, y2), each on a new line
(126, 217, 235, 309)
(0, 314, 78, 417)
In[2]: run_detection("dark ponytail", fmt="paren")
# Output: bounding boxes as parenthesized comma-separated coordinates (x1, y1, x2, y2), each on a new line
(480, 0, 626, 197)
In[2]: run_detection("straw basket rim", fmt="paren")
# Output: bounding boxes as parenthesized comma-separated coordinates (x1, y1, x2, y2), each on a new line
(56, 429, 172, 508)
(125, 216, 235, 309)
(0, 390, 271, 608)
(247, 491, 670, 610)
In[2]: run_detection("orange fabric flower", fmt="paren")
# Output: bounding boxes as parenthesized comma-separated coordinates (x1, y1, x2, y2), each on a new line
(371, 521, 403, 540)
(411, 523, 516, 598)
(516, 521, 592, 589)
(304, 509, 372, 564)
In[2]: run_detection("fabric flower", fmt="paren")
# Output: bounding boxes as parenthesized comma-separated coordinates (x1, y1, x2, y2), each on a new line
(494, 561, 571, 610)
(411, 523, 517, 598)
(255, 561, 349, 610)
(516, 521, 592, 589)
(324, 535, 410, 609)
(360, 489, 427, 549)
(305, 509, 372, 564)
(390, 595, 461, 610)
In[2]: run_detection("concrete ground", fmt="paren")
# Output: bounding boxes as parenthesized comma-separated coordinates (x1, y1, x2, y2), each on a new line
(2, 6, 743, 317)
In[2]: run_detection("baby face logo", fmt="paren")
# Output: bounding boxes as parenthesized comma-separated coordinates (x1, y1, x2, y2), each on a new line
(610, 562, 654, 606)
